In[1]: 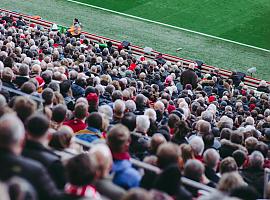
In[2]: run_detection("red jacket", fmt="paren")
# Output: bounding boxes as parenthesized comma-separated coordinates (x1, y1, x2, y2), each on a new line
(63, 119, 87, 133)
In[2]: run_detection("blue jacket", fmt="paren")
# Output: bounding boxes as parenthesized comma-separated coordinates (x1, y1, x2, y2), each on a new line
(75, 127, 104, 143)
(111, 159, 141, 190)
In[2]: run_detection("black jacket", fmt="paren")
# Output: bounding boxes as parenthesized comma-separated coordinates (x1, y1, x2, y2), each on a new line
(0, 149, 61, 200)
(22, 140, 66, 189)
(205, 166, 220, 184)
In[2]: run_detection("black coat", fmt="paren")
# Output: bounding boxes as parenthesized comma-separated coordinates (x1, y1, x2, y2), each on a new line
(205, 166, 220, 184)
(0, 150, 61, 200)
(180, 69, 198, 89)
(22, 140, 66, 189)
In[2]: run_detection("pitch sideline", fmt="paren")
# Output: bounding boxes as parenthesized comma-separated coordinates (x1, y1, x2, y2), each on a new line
(66, 0, 270, 53)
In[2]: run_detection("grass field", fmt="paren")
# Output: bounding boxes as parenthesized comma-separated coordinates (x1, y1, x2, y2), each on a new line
(1, 0, 270, 80)
(78, 0, 270, 50)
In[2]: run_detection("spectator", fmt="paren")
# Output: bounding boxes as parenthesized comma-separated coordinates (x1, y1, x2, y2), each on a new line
(89, 143, 126, 200)
(203, 149, 220, 183)
(75, 112, 104, 143)
(0, 114, 61, 200)
(23, 114, 66, 189)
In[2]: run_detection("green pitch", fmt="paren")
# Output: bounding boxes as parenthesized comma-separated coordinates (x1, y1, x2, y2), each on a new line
(78, 0, 270, 50)
(1, 0, 270, 80)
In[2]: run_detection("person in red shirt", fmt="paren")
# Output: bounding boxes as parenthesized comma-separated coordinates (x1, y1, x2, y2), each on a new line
(64, 102, 88, 133)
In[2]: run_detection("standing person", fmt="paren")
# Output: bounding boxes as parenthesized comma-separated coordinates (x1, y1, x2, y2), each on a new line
(180, 63, 198, 89)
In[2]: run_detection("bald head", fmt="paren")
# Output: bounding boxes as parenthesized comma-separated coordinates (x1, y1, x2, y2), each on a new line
(150, 133, 166, 154)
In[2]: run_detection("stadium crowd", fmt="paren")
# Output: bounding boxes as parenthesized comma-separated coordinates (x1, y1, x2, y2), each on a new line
(0, 12, 270, 200)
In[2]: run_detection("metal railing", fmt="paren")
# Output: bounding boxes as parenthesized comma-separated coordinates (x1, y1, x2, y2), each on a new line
(0, 8, 268, 89)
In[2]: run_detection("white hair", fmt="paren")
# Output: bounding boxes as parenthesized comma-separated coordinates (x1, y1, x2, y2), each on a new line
(113, 100, 126, 115)
(201, 111, 214, 123)
(125, 100, 136, 112)
(245, 116, 254, 126)
(136, 115, 150, 134)
(98, 105, 113, 120)
(144, 108, 157, 122)
(189, 136, 204, 156)
(154, 101, 165, 113)
(249, 151, 264, 168)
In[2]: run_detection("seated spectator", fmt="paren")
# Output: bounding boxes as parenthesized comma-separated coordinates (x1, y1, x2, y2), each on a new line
(218, 172, 246, 194)
(50, 104, 67, 130)
(203, 149, 220, 183)
(107, 124, 141, 189)
(65, 153, 102, 200)
(183, 159, 215, 197)
(89, 143, 126, 200)
(64, 102, 88, 132)
(75, 112, 104, 143)
(219, 157, 238, 175)
(23, 114, 66, 189)
(0, 114, 61, 200)
(240, 151, 265, 197)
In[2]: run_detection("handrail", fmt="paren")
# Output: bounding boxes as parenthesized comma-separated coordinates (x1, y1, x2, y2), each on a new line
(73, 137, 216, 193)
(0, 8, 268, 89)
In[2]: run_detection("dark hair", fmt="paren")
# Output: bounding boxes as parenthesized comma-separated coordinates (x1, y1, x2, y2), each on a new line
(86, 112, 103, 130)
(65, 153, 97, 186)
(26, 114, 49, 137)
(52, 104, 67, 123)
(60, 80, 71, 95)
(232, 150, 247, 168)
(42, 88, 54, 105)
(121, 112, 136, 131)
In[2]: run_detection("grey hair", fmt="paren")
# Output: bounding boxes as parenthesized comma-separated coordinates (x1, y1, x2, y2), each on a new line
(203, 148, 220, 169)
(189, 136, 204, 156)
(98, 105, 113, 120)
(136, 115, 150, 134)
(201, 111, 214, 123)
(249, 151, 264, 168)
(125, 100, 136, 112)
(0, 114, 25, 148)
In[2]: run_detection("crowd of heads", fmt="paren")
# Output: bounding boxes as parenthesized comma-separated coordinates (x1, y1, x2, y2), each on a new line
(0, 12, 270, 200)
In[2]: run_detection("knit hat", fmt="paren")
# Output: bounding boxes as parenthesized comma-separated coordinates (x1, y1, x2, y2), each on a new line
(86, 93, 98, 104)
(167, 104, 176, 114)
(208, 96, 216, 103)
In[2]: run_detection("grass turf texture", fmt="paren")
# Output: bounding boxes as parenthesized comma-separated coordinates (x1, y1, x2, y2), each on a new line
(1, 0, 270, 80)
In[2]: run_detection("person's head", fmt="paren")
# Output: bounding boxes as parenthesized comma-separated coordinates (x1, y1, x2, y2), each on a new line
(180, 143, 195, 164)
(220, 157, 238, 174)
(49, 127, 73, 150)
(42, 88, 54, 106)
(245, 137, 258, 154)
(74, 102, 88, 120)
(220, 128, 232, 140)
(125, 100, 136, 112)
(85, 112, 103, 130)
(20, 81, 36, 94)
(0, 114, 25, 155)
(26, 114, 49, 140)
(65, 153, 98, 186)
(167, 114, 180, 129)
(107, 124, 130, 153)
(136, 115, 150, 134)
(113, 99, 126, 119)
(201, 111, 214, 123)
(230, 131, 244, 145)
(19, 64, 29, 76)
(2, 67, 14, 82)
(12, 96, 37, 124)
(197, 120, 211, 134)
(232, 150, 247, 168)
(156, 142, 180, 169)
(89, 143, 112, 178)
(121, 112, 136, 132)
(150, 133, 166, 155)
(249, 151, 264, 169)
(184, 159, 205, 182)
(203, 148, 220, 170)
(218, 172, 246, 193)
(189, 136, 204, 156)
(52, 104, 67, 123)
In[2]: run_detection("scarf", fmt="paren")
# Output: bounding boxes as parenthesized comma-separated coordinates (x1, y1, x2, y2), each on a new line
(112, 152, 130, 160)
(65, 183, 101, 200)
